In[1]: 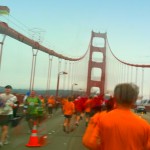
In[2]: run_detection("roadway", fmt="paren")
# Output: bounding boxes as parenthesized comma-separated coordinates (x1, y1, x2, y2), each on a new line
(1, 108, 87, 150)
(137, 112, 150, 123)
(1, 109, 150, 150)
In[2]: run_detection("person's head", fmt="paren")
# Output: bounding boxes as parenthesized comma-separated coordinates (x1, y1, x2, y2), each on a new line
(5, 85, 12, 94)
(114, 83, 139, 107)
(30, 90, 36, 97)
(68, 96, 73, 102)
(50, 95, 54, 99)
(39, 95, 44, 99)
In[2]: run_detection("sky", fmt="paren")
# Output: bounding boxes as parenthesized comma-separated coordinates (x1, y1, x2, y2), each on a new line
(0, 0, 150, 94)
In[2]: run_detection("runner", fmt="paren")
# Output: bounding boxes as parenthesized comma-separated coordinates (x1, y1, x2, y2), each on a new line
(73, 97, 83, 126)
(84, 96, 93, 126)
(24, 90, 41, 133)
(83, 83, 150, 150)
(0, 85, 17, 147)
(62, 96, 75, 133)
(47, 95, 55, 118)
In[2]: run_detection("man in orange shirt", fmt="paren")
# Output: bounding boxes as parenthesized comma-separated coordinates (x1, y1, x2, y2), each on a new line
(84, 96, 93, 126)
(47, 95, 55, 117)
(83, 83, 150, 150)
(62, 96, 75, 133)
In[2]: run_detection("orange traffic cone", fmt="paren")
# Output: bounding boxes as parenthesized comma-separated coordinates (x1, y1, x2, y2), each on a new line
(26, 121, 41, 147)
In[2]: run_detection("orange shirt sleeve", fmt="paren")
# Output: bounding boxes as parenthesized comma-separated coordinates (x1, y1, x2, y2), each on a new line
(82, 111, 106, 150)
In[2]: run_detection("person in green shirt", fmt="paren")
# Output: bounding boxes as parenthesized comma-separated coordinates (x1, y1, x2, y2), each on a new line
(24, 90, 41, 132)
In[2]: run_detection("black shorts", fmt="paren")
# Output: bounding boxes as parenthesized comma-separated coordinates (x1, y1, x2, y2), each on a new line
(75, 111, 81, 115)
(0, 115, 13, 126)
(85, 112, 91, 117)
(64, 115, 72, 118)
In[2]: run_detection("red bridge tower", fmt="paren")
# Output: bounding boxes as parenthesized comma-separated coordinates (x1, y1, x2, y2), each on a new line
(86, 31, 107, 96)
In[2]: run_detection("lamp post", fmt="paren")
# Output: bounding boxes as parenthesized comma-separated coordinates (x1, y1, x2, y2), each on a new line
(79, 88, 85, 96)
(55, 71, 68, 99)
(71, 83, 78, 95)
(79, 88, 83, 95)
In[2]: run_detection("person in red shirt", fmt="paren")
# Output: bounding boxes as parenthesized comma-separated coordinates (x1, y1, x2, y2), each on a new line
(74, 97, 83, 126)
(90, 94, 103, 116)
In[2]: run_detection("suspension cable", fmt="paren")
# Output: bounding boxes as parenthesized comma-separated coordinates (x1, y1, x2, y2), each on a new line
(0, 34, 6, 69)
(68, 61, 71, 91)
(29, 48, 38, 91)
(63, 60, 67, 90)
(130, 66, 133, 82)
(135, 67, 138, 84)
(141, 68, 144, 98)
(46, 55, 53, 95)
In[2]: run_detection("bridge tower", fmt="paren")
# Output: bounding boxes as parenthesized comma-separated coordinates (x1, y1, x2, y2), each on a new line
(86, 31, 107, 96)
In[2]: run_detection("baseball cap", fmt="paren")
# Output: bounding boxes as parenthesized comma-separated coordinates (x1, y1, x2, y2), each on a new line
(5, 85, 12, 89)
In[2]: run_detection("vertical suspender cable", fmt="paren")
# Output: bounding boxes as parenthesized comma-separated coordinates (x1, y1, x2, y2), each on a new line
(0, 34, 6, 70)
(46, 55, 53, 95)
(127, 65, 129, 83)
(135, 67, 138, 85)
(131, 66, 133, 82)
(71, 62, 74, 86)
(73, 61, 76, 84)
(121, 63, 123, 83)
(29, 48, 38, 91)
(118, 62, 120, 84)
(123, 65, 126, 82)
(141, 68, 144, 98)
(58, 58, 62, 90)
(68, 61, 71, 91)
(58, 58, 62, 73)
(63, 60, 67, 90)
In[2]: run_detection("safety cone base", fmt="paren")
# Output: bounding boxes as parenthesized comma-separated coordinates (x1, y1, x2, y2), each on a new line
(26, 144, 41, 147)
(26, 137, 41, 147)
(26, 121, 41, 147)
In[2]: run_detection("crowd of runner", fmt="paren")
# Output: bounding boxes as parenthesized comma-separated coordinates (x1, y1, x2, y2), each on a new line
(1, 83, 150, 149)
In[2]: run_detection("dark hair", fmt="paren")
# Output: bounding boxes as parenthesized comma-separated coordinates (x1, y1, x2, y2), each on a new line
(5, 85, 12, 89)
(68, 96, 72, 102)
(114, 83, 139, 106)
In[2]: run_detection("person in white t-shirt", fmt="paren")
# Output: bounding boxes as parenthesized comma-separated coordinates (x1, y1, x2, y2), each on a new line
(0, 85, 17, 147)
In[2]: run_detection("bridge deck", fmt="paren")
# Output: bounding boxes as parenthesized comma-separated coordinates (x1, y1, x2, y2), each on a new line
(0, 108, 149, 150)
(1, 108, 88, 150)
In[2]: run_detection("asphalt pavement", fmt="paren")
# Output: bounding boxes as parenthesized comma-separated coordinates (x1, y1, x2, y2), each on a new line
(0, 108, 88, 150)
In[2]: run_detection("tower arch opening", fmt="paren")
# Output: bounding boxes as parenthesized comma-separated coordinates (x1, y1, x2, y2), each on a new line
(92, 37, 105, 47)
(92, 52, 103, 63)
(91, 67, 102, 81)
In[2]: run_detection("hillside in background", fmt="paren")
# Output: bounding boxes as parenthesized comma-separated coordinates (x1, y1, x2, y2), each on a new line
(0, 87, 74, 96)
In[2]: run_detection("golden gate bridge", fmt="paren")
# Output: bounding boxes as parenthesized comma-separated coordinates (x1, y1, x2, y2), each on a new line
(0, 6, 150, 99)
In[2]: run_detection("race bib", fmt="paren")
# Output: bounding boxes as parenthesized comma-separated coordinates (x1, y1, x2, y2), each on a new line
(29, 102, 34, 106)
